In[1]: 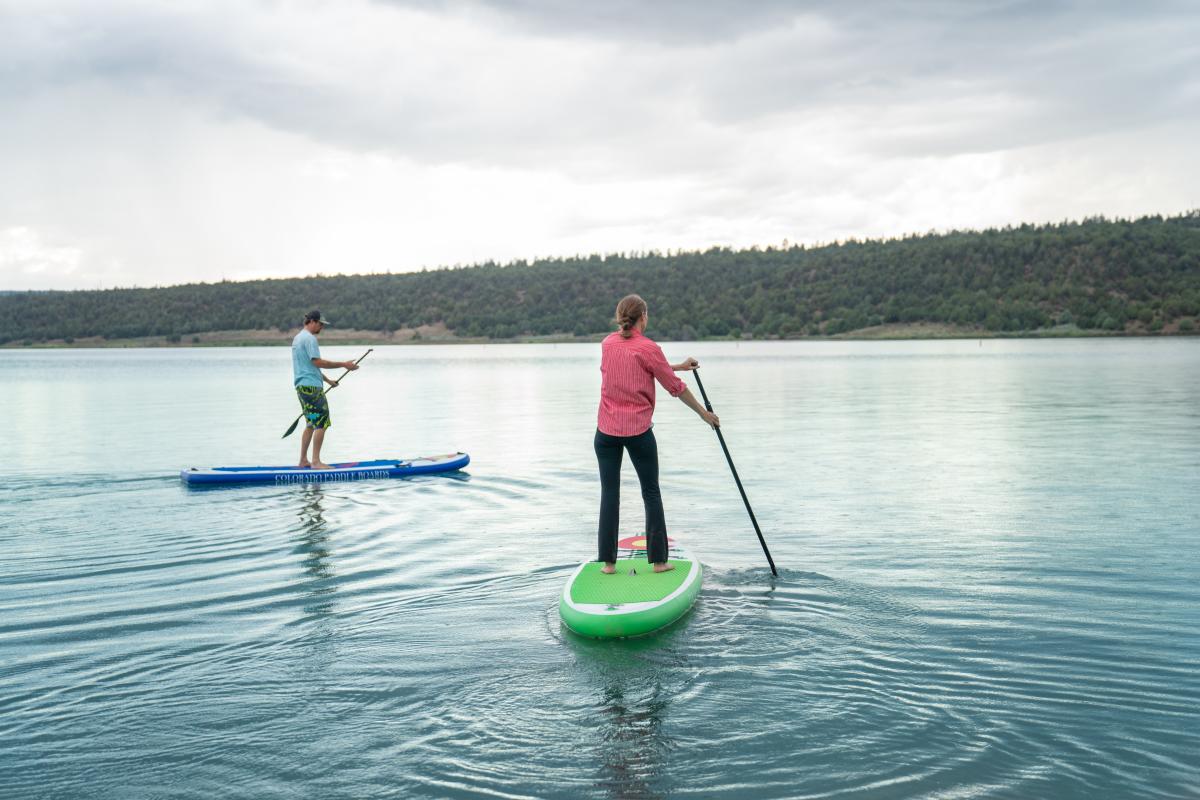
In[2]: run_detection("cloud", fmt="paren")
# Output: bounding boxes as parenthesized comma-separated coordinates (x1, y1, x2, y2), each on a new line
(0, 227, 83, 280)
(0, 0, 1196, 290)
(8, 1, 1197, 165)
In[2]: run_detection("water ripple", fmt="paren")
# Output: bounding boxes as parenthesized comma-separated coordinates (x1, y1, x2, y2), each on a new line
(4, 341, 1200, 798)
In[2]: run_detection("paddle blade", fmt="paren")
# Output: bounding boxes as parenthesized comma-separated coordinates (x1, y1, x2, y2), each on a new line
(281, 415, 301, 439)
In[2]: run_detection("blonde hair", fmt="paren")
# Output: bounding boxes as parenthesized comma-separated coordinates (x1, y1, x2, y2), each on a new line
(615, 294, 648, 339)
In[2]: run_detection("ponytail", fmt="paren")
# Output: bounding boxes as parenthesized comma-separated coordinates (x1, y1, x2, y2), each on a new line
(614, 294, 647, 338)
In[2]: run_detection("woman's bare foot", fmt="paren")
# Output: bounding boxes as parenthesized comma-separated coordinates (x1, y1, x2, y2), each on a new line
(652, 562, 676, 573)
(312, 461, 331, 470)
(600, 563, 616, 574)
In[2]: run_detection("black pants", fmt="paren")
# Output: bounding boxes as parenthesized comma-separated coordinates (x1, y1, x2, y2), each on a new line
(595, 427, 668, 564)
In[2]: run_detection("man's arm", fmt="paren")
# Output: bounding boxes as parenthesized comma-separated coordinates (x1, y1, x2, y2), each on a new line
(311, 357, 357, 370)
(311, 357, 359, 388)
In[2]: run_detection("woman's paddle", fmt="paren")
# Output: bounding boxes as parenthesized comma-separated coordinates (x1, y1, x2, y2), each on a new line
(692, 369, 779, 577)
(282, 348, 373, 439)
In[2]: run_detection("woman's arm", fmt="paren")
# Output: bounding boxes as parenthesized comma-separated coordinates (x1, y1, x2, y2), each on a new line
(662, 355, 716, 426)
(677, 387, 719, 428)
(646, 347, 716, 426)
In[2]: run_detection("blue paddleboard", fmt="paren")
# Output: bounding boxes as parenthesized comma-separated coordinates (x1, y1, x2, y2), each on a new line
(180, 452, 469, 485)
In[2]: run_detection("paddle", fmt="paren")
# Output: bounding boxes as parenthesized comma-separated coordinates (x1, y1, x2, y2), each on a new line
(692, 369, 779, 577)
(282, 348, 373, 439)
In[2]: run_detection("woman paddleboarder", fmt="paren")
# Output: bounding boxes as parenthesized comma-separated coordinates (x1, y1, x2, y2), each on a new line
(595, 294, 720, 574)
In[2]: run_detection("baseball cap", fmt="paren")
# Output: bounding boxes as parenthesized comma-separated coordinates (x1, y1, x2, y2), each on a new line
(304, 310, 332, 326)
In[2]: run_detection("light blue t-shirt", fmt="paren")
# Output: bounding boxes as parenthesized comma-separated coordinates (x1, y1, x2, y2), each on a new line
(292, 329, 323, 388)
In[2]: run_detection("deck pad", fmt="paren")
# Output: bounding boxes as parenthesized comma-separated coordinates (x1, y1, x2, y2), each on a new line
(559, 537, 702, 639)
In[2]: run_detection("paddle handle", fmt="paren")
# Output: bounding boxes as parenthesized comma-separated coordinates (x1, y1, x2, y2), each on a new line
(693, 369, 779, 577)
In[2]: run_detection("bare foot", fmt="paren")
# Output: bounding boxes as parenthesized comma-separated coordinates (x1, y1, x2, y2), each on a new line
(312, 461, 331, 470)
(298, 461, 312, 468)
(652, 562, 676, 573)
(600, 563, 616, 574)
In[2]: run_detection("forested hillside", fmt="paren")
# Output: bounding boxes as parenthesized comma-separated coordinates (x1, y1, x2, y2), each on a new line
(3, 213, 1198, 344)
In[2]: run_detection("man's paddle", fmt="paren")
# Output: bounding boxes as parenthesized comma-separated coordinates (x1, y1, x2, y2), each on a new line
(282, 348, 373, 439)
(692, 369, 779, 577)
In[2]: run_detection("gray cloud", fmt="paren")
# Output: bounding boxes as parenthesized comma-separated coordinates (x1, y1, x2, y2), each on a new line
(0, 0, 1196, 290)
(5, 0, 1196, 168)
(376, 0, 806, 44)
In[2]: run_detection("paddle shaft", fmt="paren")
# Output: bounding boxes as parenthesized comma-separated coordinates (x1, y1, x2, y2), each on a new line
(282, 348, 373, 438)
(692, 369, 779, 577)
(321, 348, 373, 397)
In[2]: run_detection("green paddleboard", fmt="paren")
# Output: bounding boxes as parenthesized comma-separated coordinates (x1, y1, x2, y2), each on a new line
(559, 536, 702, 639)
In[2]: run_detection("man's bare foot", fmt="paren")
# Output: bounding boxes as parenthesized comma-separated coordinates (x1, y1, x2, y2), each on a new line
(312, 461, 331, 470)
(600, 563, 616, 574)
(298, 461, 312, 468)
(652, 562, 676, 573)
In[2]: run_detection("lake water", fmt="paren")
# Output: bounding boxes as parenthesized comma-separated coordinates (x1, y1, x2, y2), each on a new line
(2, 339, 1198, 799)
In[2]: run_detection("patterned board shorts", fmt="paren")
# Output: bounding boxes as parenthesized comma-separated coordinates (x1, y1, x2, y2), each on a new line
(296, 385, 331, 429)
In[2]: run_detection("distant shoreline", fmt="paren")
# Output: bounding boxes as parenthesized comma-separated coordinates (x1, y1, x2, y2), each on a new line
(7, 215, 1198, 345)
(3, 322, 1194, 348)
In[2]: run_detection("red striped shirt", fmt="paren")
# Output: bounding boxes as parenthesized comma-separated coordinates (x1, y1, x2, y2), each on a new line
(597, 330, 687, 436)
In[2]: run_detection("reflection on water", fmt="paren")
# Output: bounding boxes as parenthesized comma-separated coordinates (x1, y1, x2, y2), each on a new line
(596, 683, 671, 800)
(295, 484, 337, 616)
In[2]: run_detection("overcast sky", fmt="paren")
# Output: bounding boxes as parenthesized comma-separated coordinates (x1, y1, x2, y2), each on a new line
(1, 0, 1197, 290)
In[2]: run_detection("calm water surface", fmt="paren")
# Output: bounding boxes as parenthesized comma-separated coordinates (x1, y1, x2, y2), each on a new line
(2, 340, 1198, 799)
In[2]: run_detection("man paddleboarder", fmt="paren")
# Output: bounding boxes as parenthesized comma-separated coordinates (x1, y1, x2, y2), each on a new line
(292, 310, 359, 469)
